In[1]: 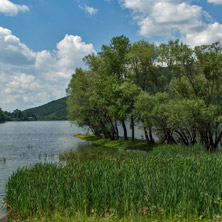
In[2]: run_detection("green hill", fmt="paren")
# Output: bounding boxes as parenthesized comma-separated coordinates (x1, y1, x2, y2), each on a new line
(25, 97, 68, 120)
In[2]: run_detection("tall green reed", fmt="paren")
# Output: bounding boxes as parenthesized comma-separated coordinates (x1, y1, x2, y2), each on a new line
(5, 145, 222, 221)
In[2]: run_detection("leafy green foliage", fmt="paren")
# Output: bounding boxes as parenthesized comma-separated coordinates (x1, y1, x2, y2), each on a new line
(67, 35, 222, 150)
(67, 36, 135, 140)
(3, 109, 37, 121)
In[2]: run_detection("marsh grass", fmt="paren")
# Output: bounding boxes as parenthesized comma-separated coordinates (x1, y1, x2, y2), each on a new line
(5, 144, 222, 221)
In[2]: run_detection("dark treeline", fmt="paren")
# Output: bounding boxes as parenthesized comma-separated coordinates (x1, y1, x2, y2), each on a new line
(3, 109, 37, 121)
(66, 35, 222, 151)
(0, 108, 5, 123)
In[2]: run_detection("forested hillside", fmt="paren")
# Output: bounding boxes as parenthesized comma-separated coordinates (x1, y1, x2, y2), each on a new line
(25, 97, 68, 120)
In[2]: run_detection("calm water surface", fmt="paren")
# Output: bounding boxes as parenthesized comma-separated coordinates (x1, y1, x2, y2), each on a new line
(0, 121, 90, 216)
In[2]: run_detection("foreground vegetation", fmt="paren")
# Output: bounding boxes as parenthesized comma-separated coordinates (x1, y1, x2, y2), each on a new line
(5, 143, 222, 221)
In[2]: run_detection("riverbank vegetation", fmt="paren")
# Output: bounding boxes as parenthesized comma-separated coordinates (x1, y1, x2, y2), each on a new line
(0, 108, 5, 123)
(74, 134, 149, 150)
(3, 109, 37, 121)
(5, 144, 222, 221)
(67, 36, 222, 151)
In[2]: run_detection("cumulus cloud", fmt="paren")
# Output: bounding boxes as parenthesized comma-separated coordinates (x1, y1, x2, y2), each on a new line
(119, 0, 222, 47)
(0, 0, 29, 16)
(35, 34, 95, 79)
(184, 22, 222, 47)
(0, 27, 95, 111)
(0, 27, 35, 66)
(1, 72, 50, 109)
(79, 4, 98, 15)
(139, 2, 203, 37)
(208, 0, 222, 5)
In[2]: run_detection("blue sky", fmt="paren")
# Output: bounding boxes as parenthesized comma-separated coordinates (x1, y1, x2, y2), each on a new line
(0, 0, 222, 111)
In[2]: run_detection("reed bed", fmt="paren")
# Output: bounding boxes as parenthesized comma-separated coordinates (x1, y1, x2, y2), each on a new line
(5, 145, 222, 221)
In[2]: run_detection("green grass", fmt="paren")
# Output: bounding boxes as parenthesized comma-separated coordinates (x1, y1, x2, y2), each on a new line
(74, 134, 149, 150)
(5, 143, 222, 221)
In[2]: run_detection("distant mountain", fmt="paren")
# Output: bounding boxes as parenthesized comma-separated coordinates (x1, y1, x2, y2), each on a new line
(25, 97, 68, 120)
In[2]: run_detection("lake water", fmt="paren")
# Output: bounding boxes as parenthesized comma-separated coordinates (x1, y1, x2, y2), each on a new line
(0, 121, 90, 217)
(0, 121, 145, 218)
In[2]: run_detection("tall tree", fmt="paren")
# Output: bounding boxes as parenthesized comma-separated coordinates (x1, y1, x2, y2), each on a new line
(168, 41, 222, 150)
(98, 35, 131, 140)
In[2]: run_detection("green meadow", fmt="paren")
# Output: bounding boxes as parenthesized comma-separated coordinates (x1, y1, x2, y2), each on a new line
(4, 136, 222, 222)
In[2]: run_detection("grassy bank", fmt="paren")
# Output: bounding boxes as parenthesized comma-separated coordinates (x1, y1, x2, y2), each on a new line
(5, 138, 222, 221)
(74, 134, 149, 150)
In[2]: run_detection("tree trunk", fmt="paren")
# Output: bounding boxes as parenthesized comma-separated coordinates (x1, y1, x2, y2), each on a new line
(144, 127, 150, 145)
(107, 116, 116, 141)
(115, 120, 119, 140)
(99, 120, 112, 140)
(149, 127, 154, 144)
(121, 120, 128, 141)
(131, 115, 135, 141)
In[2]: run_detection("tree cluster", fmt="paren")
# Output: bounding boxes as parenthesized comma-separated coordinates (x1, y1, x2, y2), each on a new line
(0, 108, 5, 123)
(4, 109, 37, 121)
(66, 36, 222, 151)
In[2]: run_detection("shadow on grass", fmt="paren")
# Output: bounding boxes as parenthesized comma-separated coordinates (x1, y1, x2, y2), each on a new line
(74, 134, 152, 151)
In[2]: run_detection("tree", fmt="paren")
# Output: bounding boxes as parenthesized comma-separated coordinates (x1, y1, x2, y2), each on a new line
(167, 41, 222, 151)
(127, 40, 172, 143)
(134, 92, 172, 144)
(114, 80, 140, 140)
(99, 35, 131, 80)
(95, 35, 132, 140)
(66, 68, 118, 139)
(0, 108, 5, 123)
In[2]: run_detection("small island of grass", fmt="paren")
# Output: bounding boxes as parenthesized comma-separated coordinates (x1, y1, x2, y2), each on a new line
(74, 134, 150, 151)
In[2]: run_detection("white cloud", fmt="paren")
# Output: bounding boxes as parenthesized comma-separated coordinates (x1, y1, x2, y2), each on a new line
(36, 34, 95, 79)
(0, 0, 29, 16)
(208, 0, 222, 5)
(0, 27, 95, 111)
(139, 2, 203, 37)
(1, 72, 49, 107)
(119, 0, 222, 47)
(184, 22, 222, 47)
(0, 27, 35, 66)
(79, 4, 98, 15)
(120, 0, 204, 38)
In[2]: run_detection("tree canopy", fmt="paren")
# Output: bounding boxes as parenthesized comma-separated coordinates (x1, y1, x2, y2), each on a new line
(67, 35, 222, 151)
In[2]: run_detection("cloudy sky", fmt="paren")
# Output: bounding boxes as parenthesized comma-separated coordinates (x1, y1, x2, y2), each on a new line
(0, 0, 222, 111)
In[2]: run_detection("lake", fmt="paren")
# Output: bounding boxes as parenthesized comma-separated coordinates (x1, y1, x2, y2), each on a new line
(0, 121, 90, 217)
(0, 121, 145, 218)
